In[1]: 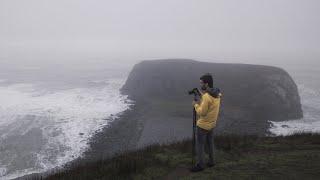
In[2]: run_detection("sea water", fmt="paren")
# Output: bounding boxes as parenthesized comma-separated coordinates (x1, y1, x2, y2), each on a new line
(0, 60, 319, 179)
(268, 63, 320, 136)
(0, 61, 133, 179)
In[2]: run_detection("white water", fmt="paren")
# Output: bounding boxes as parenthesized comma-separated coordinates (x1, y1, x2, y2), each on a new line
(268, 65, 320, 136)
(0, 61, 319, 179)
(0, 63, 133, 179)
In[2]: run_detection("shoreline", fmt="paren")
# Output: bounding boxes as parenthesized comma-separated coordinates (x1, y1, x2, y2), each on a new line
(14, 102, 144, 180)
(13, 97, 289, 180)
(10, 59, 308, 179)
(14, 103, 293, 180)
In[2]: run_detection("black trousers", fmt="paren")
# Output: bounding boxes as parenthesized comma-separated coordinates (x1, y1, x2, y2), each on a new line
(196, 126, 215, 168)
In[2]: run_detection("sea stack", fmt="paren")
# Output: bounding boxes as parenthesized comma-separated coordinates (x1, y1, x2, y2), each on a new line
(121, 59, 303, 147)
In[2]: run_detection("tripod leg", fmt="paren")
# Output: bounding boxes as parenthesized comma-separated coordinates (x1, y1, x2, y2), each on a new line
(192, 108, 196, 167)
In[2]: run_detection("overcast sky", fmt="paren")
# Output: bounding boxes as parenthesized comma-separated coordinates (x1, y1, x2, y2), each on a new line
(1, 0, 319, 66)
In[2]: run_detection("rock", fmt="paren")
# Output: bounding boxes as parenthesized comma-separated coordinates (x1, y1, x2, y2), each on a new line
(281, 125, 290, 128)
(120, 59, 303, 146)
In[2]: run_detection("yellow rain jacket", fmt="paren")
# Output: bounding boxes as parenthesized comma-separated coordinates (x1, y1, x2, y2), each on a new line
(194, 89, 222, 130)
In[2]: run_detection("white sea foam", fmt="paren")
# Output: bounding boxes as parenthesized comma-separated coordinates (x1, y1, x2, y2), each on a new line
(268, 83, 320, 136)
(0, 167, 7, 177)
(0, 78, 133, 179)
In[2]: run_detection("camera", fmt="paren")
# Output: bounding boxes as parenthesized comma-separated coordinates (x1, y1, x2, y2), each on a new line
(188, 88, 201, 96)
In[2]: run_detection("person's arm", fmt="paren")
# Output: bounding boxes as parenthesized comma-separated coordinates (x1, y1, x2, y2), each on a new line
(194, 94, 209, 116)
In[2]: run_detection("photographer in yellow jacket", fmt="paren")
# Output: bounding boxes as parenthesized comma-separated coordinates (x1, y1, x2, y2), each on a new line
(191, 73, 222, 172)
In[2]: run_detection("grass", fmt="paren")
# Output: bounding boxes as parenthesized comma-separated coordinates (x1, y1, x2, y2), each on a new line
(29, 132, 320, 180)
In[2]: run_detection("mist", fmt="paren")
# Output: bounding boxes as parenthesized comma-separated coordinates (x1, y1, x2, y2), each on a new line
(1, 0, 320, 67)
(1, 1, 320, 179)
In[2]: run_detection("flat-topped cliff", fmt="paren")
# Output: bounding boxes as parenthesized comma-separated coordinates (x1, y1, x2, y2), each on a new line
(121, 59, 303, 146)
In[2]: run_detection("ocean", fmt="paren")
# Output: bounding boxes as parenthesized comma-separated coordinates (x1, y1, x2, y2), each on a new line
(0, 60, 319, 179)
(268, 63, 320, 136)
(0, 61, 133, 179)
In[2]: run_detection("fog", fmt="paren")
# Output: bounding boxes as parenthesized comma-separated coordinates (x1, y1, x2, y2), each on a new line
(1, 0, 319, 67)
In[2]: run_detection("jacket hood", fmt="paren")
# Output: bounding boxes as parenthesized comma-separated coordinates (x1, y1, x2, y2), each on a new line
(206, 87, 222, 98)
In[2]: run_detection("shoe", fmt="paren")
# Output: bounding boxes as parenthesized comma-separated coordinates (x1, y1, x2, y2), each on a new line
(207, 162, 216, 167)
(190, 164, 204, 172)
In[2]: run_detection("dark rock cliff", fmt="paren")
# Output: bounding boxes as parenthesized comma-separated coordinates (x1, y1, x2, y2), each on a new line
(120, 59, 303, 146)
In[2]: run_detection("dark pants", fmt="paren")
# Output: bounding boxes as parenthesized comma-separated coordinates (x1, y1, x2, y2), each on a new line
(196, 126, 215, 168)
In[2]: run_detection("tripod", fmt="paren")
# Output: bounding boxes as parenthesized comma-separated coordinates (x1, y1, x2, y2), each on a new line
(192, 96, 197, 167)
(188, 88, 201, 168)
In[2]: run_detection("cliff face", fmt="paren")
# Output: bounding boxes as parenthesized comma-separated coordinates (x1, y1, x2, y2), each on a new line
(121, 59, 303, 145)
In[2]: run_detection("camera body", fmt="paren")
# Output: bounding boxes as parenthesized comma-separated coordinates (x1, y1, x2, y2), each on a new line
(188, 88, 200, 96)
(188, 88, 201, 101)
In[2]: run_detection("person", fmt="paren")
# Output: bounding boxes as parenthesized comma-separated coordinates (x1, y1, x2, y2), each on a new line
(190, 73, 222, 172)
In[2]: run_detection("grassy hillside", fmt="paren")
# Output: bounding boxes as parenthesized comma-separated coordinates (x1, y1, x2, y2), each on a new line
(31, 132, 320, 180)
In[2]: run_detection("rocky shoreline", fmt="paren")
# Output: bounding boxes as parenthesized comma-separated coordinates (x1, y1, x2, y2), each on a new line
(14, 102, 145, 180)
(15, 59, 303, 179)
